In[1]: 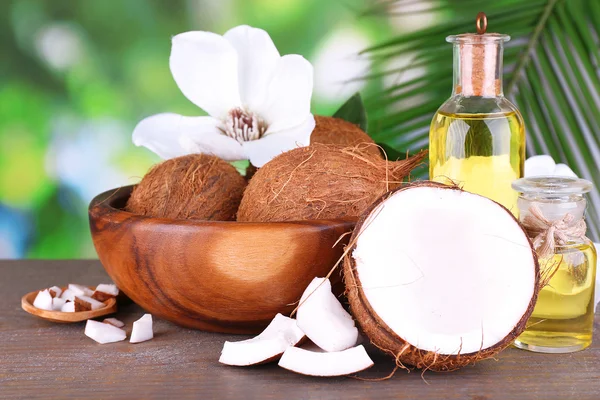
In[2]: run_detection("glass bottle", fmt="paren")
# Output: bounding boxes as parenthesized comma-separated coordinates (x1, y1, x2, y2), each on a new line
(429, 13, 525, 215)
(512, 176, 597, 353)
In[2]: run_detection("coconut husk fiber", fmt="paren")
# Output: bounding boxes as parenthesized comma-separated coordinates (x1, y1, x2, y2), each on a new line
(237, 144, 427, 222)
(127, 154, 246, 221)
(310, 116, 381, 159)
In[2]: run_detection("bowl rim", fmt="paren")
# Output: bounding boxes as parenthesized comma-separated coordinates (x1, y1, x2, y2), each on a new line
(89, 185, 358, 228)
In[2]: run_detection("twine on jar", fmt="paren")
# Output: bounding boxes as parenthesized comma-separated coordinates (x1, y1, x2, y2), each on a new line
(522, 203, 587, 259)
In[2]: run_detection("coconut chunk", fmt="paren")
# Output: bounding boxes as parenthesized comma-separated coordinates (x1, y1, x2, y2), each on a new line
(130, 314, 153, 343)
(60, 289, 76, 301)
(68, 284, 94, 297)
(61, 301, 75, 312)
(92, 284, 119, 302)
(220, 313, 305, 366)
(103, 318, 125, 328)
(296, 277, 358, 352)
(48, 286, 63, 298)
(52, 297, 66, 311)
(279, 345, 373, 377)
(33, 289, 53, 311)
(74, 295, 105, 311)
(85, 320, 126, 344)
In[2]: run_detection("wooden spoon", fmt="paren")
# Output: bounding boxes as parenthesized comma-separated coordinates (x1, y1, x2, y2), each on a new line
(21, 287, 117, 323)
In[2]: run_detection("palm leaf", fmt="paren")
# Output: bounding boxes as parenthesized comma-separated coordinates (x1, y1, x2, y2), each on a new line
(362, 0, 600, 240)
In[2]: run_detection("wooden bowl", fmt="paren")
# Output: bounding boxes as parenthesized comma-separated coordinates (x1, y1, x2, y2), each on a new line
(88, 186, 355, 334)
(21, 287, 117, 323)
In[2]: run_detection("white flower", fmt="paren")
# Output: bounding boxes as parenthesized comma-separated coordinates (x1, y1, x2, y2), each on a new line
(132, 25, 315, 167)
(524, 155, 577, 178)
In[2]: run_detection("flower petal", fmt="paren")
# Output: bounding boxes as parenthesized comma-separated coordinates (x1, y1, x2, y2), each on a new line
(243, 114, 315, 167)
(255, 54, 314, 133)
(224, 25, 280, 111)
(524, 155, 556, 177)
(133, 113, 245, 161)
(170, 31, 241, 118)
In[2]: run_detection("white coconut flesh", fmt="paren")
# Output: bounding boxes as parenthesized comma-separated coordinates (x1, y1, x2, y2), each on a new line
(220, 313, 305, 366)
(296, 278, 358, 352)
(278, 345, 373, 377)
(352, 186, 537, 355)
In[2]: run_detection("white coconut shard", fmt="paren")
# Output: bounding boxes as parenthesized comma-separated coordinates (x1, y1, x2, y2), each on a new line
(68, 284, 94, 297)
(75, 295, 105, 310)
(33, 289, 53, 311)
(95, 283, 119, 296)
(296, 277, 358, 352)
(48, 286, 63, 298)
(130, 314, 153, 343)
(352, 186, 537, 355)
(61, 301, 75, 312)
(278, 345, 374, 377)
(219, 313, 305, 366)
(85, 320, 127, 344)
(52, 297, 66, 311)
(60, 289, 76, 301)
(103, 318, 125, 328)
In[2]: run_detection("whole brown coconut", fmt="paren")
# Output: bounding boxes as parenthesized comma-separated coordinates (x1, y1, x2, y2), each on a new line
(237, 144, 426, 222)
(344, 181, 540, 372)
(127, 154, 246, 221)
(310, 116, 381, 158)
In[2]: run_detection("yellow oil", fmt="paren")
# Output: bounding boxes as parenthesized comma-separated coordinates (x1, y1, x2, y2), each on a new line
(515, 242, 597, 353)
(429, 111, 525, 215)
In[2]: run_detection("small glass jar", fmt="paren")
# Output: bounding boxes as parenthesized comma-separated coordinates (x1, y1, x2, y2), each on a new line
(512, 176, 597, 353)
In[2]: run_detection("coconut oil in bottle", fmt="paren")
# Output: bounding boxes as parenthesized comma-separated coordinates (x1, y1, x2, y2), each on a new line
(513, 177, 597, 353)
(430, 16, 525, 214)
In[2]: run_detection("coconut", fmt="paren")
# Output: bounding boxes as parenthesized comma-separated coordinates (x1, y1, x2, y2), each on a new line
(344, 181, 540, 372)
(310, 116, 380, 158)
(127, 154, 247, 221)
(237, 144, 426, 222)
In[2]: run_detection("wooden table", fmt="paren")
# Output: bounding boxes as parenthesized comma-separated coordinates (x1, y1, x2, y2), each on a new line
(2, 260, 599, 399)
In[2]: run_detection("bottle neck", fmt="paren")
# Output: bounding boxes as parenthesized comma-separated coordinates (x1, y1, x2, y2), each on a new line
(452, 41, 504, 97)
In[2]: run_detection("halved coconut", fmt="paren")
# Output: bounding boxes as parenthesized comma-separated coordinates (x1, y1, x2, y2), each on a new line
(344, 182, 539, 371)
(278, 345, 374, 377)
(296, 278, 358, 352)
(220, 313, 305, 366)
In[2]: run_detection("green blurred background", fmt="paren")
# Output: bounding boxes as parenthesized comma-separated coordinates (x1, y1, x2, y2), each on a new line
(2, 0, 599, 258)
(0, 0, 399, 258)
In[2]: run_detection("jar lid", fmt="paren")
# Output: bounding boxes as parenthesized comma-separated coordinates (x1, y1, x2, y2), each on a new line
(447, 12, 510, 44)
(512, 176, 593, 196)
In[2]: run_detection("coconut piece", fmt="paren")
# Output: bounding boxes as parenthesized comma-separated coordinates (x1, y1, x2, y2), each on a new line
(278, 345, 373, 377)
(296, 278, 358, 352)
(126, 154, 247, 221)
(33, 289, 53, 311)
(85, 320, 127, 344)
(344, 181, 539, 372)
(92, 284, 119, 302)
(48, 286, 62, 298)
(220, 314, 305, 366)
(310, 116, 380, 158)
(103, 318, 125, 328)
(130, 314, 153, 343)
(237, 144, 426, 222)
(60, 289, 76, 301)
(68, 284, 94, 297)
(52, 297, 66, 311)
(61, 301, 75, 312)
(74, 295, 105, 311)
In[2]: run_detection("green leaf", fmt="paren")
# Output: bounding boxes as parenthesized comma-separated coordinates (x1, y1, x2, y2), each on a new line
(332, 93, 368, 132)
(361, 0, 600, 241)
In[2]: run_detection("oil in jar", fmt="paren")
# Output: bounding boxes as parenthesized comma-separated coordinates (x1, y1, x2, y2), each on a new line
(514, 241, 597, 353)
(429, 110, 525, 214)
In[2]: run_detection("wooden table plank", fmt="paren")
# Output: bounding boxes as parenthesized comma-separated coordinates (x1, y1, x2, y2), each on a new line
(1, 260, 599, 399)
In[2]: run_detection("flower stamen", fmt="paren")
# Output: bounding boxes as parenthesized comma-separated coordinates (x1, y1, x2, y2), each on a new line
(222, 108, 267, 143)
